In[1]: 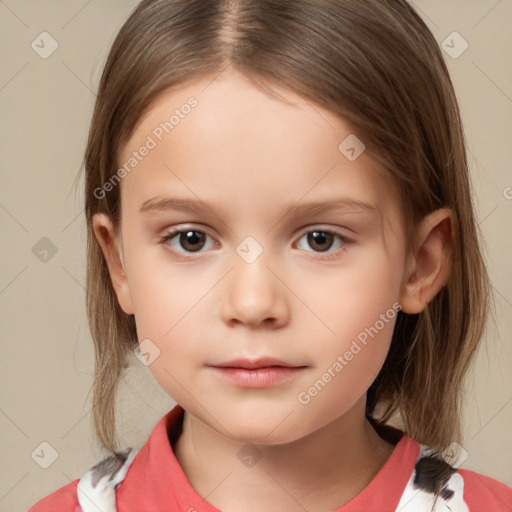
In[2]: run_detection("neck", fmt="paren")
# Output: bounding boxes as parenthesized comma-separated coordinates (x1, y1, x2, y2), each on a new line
(172, 399, 396, 512)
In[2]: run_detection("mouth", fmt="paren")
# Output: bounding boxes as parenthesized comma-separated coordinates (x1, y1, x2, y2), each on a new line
(207, 358, 307, 388)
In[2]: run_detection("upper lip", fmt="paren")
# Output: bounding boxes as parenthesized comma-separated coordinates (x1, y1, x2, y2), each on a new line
(210, 358, 304, 369)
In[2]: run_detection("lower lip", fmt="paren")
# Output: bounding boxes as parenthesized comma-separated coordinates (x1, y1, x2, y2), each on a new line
(210, 366, 305, 388)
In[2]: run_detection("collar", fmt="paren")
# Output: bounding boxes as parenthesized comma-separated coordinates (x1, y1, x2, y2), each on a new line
(114, 404, 420, 512)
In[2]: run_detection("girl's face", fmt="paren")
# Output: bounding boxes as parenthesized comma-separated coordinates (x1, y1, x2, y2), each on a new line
(100, 70, 412, 444)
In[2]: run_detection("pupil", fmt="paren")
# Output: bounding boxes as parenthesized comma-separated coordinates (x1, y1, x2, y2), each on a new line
(181, 231, 205, 252)
(308, 231, 333, 252)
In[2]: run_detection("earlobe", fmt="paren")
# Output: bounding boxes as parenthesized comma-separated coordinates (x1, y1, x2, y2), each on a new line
(399, 208, 453, 314)
(92, 213, 134, 315)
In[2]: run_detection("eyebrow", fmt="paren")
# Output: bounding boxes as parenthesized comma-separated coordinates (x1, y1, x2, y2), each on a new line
(139, 195, 377, 220)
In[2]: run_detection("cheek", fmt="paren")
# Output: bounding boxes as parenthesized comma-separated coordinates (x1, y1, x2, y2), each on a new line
(295, 245, 402, 343)
(125, 250, 216, 383)
(296, 278, 399, 422)
(125, 242, 208, 336)
(292, 246, 401, 397)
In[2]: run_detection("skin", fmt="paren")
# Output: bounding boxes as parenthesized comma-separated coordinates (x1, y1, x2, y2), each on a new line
(93, 69, 452, 512)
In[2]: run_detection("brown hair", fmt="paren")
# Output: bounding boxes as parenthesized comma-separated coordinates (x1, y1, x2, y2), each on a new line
(82, 0, 490, 463)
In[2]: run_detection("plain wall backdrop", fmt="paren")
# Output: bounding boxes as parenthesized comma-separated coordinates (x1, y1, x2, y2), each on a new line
(0, 1, 511, 510)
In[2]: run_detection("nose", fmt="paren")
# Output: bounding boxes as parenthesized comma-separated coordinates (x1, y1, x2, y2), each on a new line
(220, 250, 290, 329)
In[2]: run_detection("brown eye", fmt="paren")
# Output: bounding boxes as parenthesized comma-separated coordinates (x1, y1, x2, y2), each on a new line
(296, 229, 348, 255)
(306, 231, 335, 252)
(176, 230, 206, 252)
(161, 228, 215, 256)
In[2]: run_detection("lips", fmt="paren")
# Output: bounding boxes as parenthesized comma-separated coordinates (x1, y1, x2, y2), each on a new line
(211, 357, 302, 370)
(208, 358, 307, 388)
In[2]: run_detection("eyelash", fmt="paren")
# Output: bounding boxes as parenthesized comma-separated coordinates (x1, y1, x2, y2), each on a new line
(159, 226, 353, 262)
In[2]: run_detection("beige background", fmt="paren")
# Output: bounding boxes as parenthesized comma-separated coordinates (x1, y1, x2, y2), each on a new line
(0, 1, 511, 510)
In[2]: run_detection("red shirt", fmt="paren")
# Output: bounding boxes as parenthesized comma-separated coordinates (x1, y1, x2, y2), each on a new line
(28, 405, 512, 511)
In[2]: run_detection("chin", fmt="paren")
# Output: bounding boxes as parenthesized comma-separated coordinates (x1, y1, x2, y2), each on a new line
(224, 424, 305, 446)
(216, 410, 312, 446)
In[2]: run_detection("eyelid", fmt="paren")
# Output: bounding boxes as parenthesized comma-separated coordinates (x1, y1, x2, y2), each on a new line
(165, 223, 213, 236)
(161, 225, 218, 247)
(161, 223, 354, 243)
(295, 224, 353, 238)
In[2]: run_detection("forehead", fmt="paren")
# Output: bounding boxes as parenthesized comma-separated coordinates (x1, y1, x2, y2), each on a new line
(118, 70, 400, 234)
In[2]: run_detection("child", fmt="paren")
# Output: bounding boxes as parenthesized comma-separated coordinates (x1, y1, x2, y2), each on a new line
(29, 0, 511, 511)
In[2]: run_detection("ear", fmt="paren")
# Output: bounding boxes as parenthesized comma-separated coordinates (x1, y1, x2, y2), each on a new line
(399, 208, 453, 314)
(92, 213, 134, 315)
